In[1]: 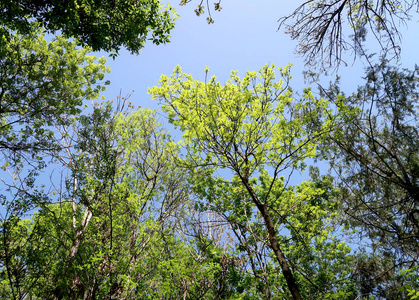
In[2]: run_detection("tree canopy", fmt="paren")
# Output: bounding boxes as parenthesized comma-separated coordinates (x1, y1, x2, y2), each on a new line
(320, 61, 419, 298)
(0, 0, 176, 54)
(0, 1, 418, 299)
(150, 64, 358, 299)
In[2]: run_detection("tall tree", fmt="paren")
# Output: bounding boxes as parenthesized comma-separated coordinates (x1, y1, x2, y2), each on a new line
(150, 64, 358, 299)
(321, 61, 419, 298)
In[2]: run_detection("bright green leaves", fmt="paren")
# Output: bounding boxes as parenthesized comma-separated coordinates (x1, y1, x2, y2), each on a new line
(0, 24, 110, 164)
(0, 25, 111, 218)
(150, 64, 357, 298)
(113, 108, 186, 216)
(0, 103, 193, 298)
(400, 267, 419, 300)
(150, 64, 340, 177)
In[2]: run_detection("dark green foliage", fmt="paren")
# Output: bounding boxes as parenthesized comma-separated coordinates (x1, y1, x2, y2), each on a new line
(0, 0, 176, 54)
(322, 61, 419, 298)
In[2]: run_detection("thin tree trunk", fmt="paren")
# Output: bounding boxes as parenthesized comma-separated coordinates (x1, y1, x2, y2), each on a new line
(67, 177, 93, 268)
(67, 207, 92, 265)
(57, 176, 93, 298)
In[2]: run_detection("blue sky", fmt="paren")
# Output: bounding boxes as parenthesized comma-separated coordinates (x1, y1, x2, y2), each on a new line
(3, 0, 417, 211)
(99, 1, 346, 110)
(92, 0, 419, 184)
(98, 0, 418, 118)
(0, 1, 417, 256)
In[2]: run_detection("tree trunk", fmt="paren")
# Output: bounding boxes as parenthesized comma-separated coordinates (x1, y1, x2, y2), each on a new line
(240, 175, 303, 300)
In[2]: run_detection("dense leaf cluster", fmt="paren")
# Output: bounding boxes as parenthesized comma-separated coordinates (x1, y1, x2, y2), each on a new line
(0, 0, 176, 54)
